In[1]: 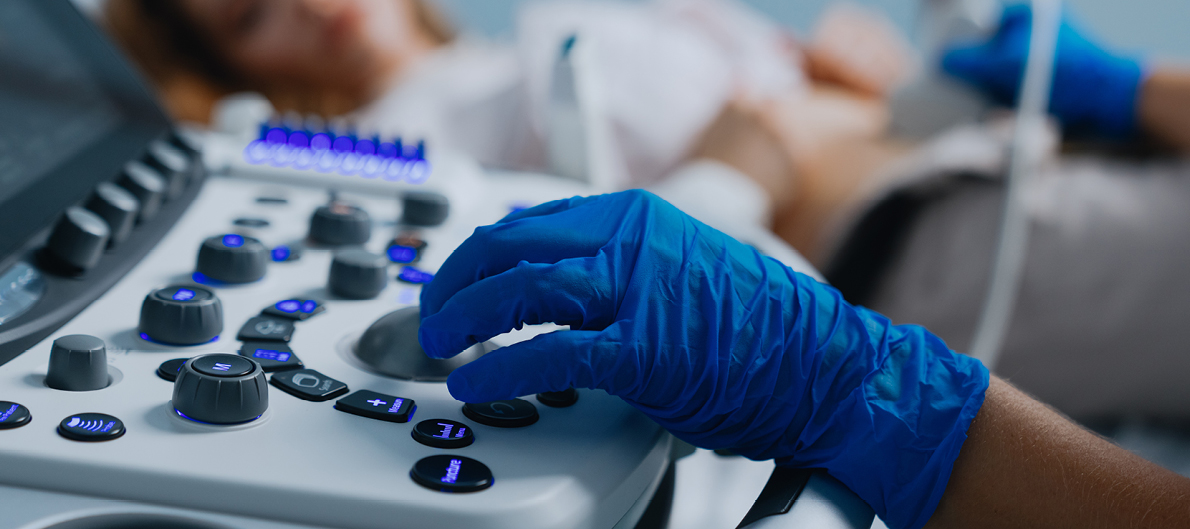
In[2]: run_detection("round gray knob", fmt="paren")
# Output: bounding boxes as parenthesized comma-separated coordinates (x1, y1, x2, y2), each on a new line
(196, 234, 268, 283)
(45, 207, 110, 271)
(139, 285, 223, 345)
(46, 335, 109, 391)
(173, 353, 268, 424)
(146, 141, 191, 200)
(329, 250, 388, 299)
(400, 191, 450, 227)
(85, 183, 139, 247)
(355, 307, 485, 382)
(117, 161, 165, 222)
(309, 203, 371, 246)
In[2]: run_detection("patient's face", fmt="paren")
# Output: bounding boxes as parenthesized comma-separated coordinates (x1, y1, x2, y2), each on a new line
(180, 0, 429, 96)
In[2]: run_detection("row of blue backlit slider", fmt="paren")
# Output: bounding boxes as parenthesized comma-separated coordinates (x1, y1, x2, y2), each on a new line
(244, 123, 430, 183)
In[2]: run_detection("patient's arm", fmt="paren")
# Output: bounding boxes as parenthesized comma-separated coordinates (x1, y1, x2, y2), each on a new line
(926, 376, 1190, 529)
(1139, 67, 1190, 152)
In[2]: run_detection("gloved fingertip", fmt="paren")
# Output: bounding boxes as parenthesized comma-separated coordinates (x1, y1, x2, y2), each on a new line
(940, 46, 985, 80)
(446, 364, 501, 403)
(417, 316, 473, 359)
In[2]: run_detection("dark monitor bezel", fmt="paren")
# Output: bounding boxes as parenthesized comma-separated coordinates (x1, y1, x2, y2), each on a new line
(0, 0, 172, 273)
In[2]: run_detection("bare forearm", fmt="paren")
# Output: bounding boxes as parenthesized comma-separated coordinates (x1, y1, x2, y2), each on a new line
(1139, 67, 1190, 152)
(926, 376, 1190, 529)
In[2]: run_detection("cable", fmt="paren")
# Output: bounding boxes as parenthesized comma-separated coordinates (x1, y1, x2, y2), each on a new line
(968, 0, 1062, 368)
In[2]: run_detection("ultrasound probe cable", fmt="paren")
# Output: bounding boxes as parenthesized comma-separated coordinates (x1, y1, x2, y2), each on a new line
(967, 0, 1062, 369)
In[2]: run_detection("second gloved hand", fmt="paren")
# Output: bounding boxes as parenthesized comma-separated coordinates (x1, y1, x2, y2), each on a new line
(419, 190, 987, 529)
(942, 4, 1145, 139)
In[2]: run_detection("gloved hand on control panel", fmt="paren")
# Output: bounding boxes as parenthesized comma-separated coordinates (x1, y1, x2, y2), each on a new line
(942, 4, 1145, 139)
(419, 190, 988, 529)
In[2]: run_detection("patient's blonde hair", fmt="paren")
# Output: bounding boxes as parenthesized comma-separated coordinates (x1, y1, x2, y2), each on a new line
(103, 0, 454, 123)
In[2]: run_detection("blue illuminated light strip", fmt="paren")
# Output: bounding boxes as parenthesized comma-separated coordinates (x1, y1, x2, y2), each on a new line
(245, 123, 431, 184)
(175, 408, 261, 425)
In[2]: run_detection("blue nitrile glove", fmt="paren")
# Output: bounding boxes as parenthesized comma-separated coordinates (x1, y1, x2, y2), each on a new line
(419, 190, 988, 529)
(942, 4, 1145, 139)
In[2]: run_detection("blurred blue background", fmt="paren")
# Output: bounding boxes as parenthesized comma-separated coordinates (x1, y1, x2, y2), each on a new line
(432, 0, 1190, 60)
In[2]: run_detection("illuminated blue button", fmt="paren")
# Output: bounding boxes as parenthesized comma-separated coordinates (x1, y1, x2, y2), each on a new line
(410, 455, 492, 493)
(57, 412, 125, 442)
(191, 354, 255, 377)
(334, 390, 416, 423)
(238, 342, 302, 372)
(386, 244, 416, 264)
(262, 299, 325, 321)
(396, 266, 434, 284)
(172, 288, 195, 301)
(270, 244, 302, 262)
(222, 234, 244, 247)
(412, 419, 474, 449)
(155, 286, 212, 303)
(0, 401, 31, 430)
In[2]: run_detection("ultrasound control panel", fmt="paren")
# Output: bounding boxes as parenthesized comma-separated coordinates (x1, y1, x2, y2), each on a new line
(0, 152, 688, 528)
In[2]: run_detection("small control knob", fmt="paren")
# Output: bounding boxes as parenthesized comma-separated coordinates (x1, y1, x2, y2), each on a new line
(328, 249, 388, 299)
(173, 353, 268, 424)
(139, 285, 223, 345)
(309, 202, 371, 246)
(400, 191, 450, 227)
(146, 140, 191, 200)
(85, 183, 139, 247)
(46, 335, 109, 391)
(196, 234, 268, 283)
(44, 207, 110, 271)
(355, 307, 485, 381)
(117, 161, 165, 222)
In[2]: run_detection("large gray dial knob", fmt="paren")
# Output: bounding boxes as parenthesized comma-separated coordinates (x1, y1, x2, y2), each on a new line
(400, 191, 450, 227)
(328, 249, 387, 299)
(309, 202, 371, 246)
(46, 335, 109, 391)
(173, 353, 268, 424)
(139, 285, 223, 345)
(117, 161, 165, 222)
(85, 183, 139, 247)
(196, 234, 268, 283)
(44, 207, 110, 272)
(355, 307, 485, 382)
(145, 141, 191, 200)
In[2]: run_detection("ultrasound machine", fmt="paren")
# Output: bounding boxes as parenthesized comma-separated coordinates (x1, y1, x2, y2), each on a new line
(0, 2, 873, 528)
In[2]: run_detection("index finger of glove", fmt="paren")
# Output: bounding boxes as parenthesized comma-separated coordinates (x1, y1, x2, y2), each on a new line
(419, 257, 611, 359)
(421, 206, 615, 317)
(444, 329, 616, 403)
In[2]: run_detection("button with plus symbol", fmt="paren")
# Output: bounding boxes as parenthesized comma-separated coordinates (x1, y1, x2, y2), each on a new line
(335, 390, 416, 423)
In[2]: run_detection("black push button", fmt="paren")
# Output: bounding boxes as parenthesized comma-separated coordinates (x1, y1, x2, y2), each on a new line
(262, 299, 325, 321)
(386, 234, 426, 264)
(238, 342, 302, 372)
(536, 388, 579, 408)
(411, 455, 492, 493)
(157, 358, 189, 382)
(233, 217, 270, 228)
(0, 402, 31, 430)
(270, 244, 303, 262)
(412, 419, 474, 449)
(462, 399, 538, 428)
(237, 316, 294, 342)
(58, 413, 124, 442)
(270, 369, 348, 401)
(334, 390, 416, 423)
(191, 355, 255, 377)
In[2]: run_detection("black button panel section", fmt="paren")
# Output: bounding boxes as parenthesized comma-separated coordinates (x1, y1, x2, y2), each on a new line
(256, 196, 288, 205)
(0, 402, 31, 430)
(411, 455, 492, 493)
(536, 388, 579, 408)
(270, 369, 348, 402)
(412, 419, 474, 449)
(237, 316, 295, 342)
(191, 355, 255, 377)
(233, 217, 270, 228)
(334, 390, 416, 423)
(157, 358, 189, 382)
(58, 413, 125, 442)
(462, 399, 539, 428)
(262, 299, 325, 321)
(238, 342, 303, 372)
